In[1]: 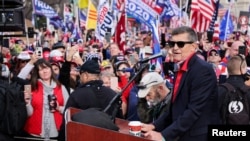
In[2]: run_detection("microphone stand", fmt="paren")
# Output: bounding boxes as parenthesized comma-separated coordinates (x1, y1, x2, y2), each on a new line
(103, 63, 149, 122)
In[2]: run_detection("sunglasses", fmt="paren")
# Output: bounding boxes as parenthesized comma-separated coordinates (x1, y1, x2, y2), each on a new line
(209, 53, 219, 57)
(168, 41, 193, 48)
(137, 81, 157, 89)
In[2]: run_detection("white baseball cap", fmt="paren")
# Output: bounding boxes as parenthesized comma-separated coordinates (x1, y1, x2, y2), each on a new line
(17, 51, 31, 60)
(49, 50, 64, 62)
(138, 72, 165, 98)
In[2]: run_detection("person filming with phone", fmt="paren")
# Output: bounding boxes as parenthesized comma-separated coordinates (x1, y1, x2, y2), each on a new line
(219, 41, 246, 83)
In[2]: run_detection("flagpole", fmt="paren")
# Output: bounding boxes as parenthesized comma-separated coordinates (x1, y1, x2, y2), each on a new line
(179, 0, 182, 27)
(180, 0, 182, 17)
(46, 17, 50, 31)
(185, 0, 189, 14)
(84, 1, 91, 43)
(85, 1, 91, 30)
(249, 2, 250, 36)
(233, 0, 238, 31)
(28, 0, 38, 47)
(224, 1, 232, 41)
(125, 0, 127, 46)
(156, 15, 160, 47)
(224, 10, 230, 41)
(109, 0, 114, 36)
(110, 0, 114, 11)
(25, 19, 30, 47)
(189, 8, 192, 30)
(74, 2, 81, 39)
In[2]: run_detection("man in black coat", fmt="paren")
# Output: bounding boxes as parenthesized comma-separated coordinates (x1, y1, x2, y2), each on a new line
(218, 55, 250, 124)
(58, 59, 122, 141)
(141, 26, 220, 141)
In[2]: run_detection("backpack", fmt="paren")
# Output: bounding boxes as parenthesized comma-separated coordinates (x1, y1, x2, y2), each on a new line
(220, 83, 250, 124)
(0, 81, 28, 135)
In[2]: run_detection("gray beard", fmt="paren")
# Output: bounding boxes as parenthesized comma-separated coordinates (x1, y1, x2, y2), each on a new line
(148, 92, 162, 106)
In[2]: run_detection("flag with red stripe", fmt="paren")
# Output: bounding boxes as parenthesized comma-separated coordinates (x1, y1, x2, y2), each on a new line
(114, 0, 126, 53)
(208, 0, 220, 41)
(213, 21, 220, 41)
(198, 0, 214, 21)
(79, 9, 86, 28)
(191, 0, 215, 32)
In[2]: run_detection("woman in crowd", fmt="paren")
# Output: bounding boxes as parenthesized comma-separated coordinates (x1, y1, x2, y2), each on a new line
(58, 45, 83, 94)
(68, 62, 80, 93)
(23, 59, 69, 140)
(113, 57, 134, 118)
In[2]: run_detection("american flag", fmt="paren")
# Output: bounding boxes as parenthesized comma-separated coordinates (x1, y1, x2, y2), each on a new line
(213, 20, 220, 41)
(216, 2, 229, 18)
(191, 0, 216, 32)
(208, 0, 220, 41)
(208, 0, 219, 32)
(198, 0, 214, 21)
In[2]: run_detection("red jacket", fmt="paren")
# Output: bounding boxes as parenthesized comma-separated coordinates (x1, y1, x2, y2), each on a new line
(118, 75, 134, 104)
(24, 82, 64, 135)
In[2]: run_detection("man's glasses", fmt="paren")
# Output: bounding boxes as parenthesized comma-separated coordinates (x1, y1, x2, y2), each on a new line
(168, 41, 193, 48)
(137, 81, 157, 89)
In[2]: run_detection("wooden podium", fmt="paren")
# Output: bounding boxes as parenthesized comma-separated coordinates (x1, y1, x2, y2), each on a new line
(66, 107, 152, 141)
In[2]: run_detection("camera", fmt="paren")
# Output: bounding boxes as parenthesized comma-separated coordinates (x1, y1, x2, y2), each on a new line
(238, 46, 246, 56)
(36, 47, 43, 58)
(48, 94, 57, 111)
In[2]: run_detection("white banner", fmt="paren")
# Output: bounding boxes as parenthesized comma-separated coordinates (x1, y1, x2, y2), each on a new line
(95, 0, 112, 41)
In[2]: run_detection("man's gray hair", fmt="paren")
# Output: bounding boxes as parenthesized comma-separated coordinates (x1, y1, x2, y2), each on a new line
(171, 26, 198, 42)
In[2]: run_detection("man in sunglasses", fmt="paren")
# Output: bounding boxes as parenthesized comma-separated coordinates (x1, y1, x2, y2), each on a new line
(141, 26, 220, 141)
(207, 49, 224, 82)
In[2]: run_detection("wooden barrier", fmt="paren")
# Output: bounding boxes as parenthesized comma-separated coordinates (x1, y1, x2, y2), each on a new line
(66, 107, 152, 141)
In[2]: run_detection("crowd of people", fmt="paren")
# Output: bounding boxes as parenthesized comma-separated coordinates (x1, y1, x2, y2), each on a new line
(0, 24, 250, 141)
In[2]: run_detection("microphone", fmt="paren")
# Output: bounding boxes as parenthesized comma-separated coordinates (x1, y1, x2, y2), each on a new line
(139, 52, 163, 63)
(117, 68, 134, 73)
